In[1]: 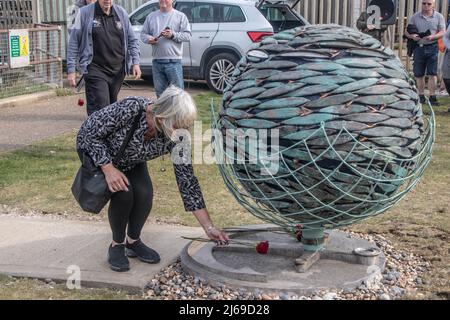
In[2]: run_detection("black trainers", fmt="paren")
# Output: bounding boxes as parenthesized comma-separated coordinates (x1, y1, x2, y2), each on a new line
(419, 95, 426, 104)
(107, 244, 130, 272)
(126, 239, 161, 264)
(429, 95, 440, 106)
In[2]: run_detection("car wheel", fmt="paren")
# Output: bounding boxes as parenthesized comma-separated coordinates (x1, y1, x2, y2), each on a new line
(205, 53, 239, 94)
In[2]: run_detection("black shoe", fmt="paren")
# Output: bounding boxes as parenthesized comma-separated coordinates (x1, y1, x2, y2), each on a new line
(126, 239, 161, 264)
(419, 95, 426, 104)
(107, 244, 130, 272)
(429, 95, 440, 106)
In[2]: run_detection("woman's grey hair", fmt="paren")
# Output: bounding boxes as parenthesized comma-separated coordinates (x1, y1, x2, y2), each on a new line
(152, 85, 198, 139)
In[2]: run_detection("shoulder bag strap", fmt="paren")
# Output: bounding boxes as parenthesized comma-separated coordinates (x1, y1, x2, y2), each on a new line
(113, 99, 145, 163)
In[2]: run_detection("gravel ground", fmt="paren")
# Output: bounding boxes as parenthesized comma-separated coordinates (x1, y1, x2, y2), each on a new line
(143, 231, 431, 300)
(0, 204, 431, 300)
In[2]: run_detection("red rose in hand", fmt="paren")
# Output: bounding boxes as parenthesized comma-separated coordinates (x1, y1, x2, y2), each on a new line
(77, 98, 85, 107)
(256, 241, 269, 254)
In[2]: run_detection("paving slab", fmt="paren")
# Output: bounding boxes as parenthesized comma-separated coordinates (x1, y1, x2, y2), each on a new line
(0, 215, 203, 292)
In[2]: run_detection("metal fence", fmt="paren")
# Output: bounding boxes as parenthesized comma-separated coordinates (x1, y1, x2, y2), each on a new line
(36, 0, 450, 72)
(0, 24, 63, 99)
(0, 0, 34, 29)
(293, 0, 450, 72)
(39, 0, 148, 59)
(293, 0, 360, 27)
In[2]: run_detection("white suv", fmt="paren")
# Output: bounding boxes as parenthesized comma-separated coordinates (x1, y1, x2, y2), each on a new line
(130, 0, 307, 93)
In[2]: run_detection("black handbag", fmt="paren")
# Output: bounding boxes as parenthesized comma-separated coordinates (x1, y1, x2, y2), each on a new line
(71, 109, 143, 214)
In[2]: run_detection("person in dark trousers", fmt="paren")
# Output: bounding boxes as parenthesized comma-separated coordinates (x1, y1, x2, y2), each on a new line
(441, 28, 450, 112)
(140, 0, 191, 97)
(76, 86, 229, 272)
(67, 0, 142, 115)
(405, 0, 445, 106)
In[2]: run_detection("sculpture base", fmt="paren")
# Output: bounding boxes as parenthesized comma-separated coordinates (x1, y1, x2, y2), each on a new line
(181, 225, 385, 295)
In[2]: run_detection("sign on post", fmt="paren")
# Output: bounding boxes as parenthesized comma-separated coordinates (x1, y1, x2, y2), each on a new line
(9, 29, 30, 68)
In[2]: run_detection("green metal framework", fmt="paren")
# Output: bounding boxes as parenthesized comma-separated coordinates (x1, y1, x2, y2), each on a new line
(211, 100, 435, 236)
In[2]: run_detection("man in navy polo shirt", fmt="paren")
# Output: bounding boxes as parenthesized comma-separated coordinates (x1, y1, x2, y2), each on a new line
(68, 0, 141, 115)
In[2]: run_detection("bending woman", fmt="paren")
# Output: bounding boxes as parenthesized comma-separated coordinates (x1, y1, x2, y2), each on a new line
(76, 85, 229, 272)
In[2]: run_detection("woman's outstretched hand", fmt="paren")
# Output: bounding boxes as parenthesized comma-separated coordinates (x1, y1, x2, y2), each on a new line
(205, 226, 230, 246)
(193, 209, 230, 245)
(101, 163, 129, 193)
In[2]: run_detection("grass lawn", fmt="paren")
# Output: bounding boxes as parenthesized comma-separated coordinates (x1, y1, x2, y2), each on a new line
(0, 92, 448, 299)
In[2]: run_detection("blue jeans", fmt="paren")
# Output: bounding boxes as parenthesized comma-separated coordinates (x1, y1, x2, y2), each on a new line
(152, 59, 184, 97)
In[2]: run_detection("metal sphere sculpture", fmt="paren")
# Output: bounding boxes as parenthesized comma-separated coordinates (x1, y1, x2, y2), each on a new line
(212, 25, 435, 236)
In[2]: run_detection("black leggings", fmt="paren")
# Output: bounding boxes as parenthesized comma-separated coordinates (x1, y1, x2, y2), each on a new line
(109, 162, 153, 243)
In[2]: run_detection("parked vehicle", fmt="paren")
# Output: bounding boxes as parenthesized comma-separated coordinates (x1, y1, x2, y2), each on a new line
(130, 0, 308, 93)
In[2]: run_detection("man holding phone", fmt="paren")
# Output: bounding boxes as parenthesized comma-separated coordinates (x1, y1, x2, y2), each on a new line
(140, 0, 192, 97)
(405, 0, 445, 106)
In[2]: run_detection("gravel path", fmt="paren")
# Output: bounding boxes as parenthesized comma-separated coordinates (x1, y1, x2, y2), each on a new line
(143, 232, 430, 300)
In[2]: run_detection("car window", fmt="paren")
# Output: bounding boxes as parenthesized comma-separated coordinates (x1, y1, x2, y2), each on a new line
(260, 6, 285, 22)
(192, 3, 219, 23)
(130, 3, 159, 25)
(175, 1, 194, 23)
(220, 4, 246, 23)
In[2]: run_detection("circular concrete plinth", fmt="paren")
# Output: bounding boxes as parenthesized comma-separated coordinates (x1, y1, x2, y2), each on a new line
(181, 225, 385, 295)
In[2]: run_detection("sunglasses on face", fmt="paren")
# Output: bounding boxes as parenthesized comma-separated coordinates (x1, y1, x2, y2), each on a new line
(422, 2, 433, 5)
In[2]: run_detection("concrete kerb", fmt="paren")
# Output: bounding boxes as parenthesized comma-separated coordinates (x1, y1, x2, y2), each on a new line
(0, 90, 58, 109)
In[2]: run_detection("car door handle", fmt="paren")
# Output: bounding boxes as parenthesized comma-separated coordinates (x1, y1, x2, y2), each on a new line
(199, 36, 210, 39)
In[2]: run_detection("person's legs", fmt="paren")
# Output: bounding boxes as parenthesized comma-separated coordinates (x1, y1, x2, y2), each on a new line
(124, 162, 160, 263)
(126, 162, 153, 241)
(107, 180, 135, 272)
(443, 78, 450, 94)
(84, 75, 111, 115)
(413, 46, 427, 103)
(152, 60, 170, 98)
(426, 47, 439, 105)
(108, 68, 126, 105)
(164, 60, 184, 90)
(429, 76, 437, 96)
(416, 77, 426, 94)
(108, 185, 134, 244)
(444, 78, 450, 111)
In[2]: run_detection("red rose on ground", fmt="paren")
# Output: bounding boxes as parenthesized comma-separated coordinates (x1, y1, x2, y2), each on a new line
(256, 241, 269, 254)
(78, 98, 85, 107)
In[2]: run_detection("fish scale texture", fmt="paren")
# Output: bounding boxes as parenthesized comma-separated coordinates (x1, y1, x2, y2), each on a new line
(213, 25, 435, 230)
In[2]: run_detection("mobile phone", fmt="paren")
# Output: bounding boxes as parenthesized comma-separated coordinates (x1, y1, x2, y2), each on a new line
(157, 26, 171, 39)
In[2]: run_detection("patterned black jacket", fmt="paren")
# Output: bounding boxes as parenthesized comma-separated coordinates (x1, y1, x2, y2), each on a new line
(76, 96, 206, 212)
